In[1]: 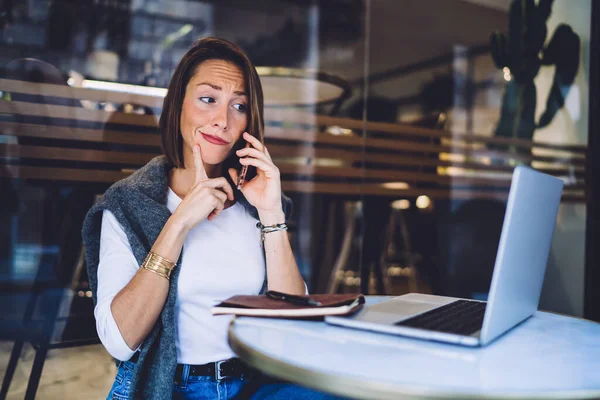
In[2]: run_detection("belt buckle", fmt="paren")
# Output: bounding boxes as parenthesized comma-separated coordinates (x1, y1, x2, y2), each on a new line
(215, 360, 225, 381)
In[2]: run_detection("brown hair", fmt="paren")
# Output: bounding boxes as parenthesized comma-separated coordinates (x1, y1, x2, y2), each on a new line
(159, 37, 264, 170)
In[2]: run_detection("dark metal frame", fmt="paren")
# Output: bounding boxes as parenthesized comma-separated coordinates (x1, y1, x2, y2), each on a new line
(584, 0, 599, 322)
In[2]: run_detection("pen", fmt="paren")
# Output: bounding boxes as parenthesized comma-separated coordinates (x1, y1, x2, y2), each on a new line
(266, 290, 322, 307)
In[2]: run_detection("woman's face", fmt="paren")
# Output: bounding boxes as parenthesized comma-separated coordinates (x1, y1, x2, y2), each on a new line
(180, 59, 248, 166)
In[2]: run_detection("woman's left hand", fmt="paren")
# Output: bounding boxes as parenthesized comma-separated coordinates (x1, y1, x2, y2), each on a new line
(229, 132, 283, 216)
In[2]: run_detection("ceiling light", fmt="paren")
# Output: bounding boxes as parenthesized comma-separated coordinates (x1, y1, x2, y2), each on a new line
(416, 195, 431, 209)
(381, 182, 410, 190)
(82, 79, 167, 97)
(391, 199, 410, 210)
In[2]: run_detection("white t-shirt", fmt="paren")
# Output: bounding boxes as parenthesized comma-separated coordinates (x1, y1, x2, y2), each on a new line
(94, 188, 266, 364)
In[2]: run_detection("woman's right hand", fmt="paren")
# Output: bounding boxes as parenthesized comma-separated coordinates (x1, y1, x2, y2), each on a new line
(172, 144, 234, 231)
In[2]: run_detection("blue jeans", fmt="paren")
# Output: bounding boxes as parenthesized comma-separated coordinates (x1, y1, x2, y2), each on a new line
(107, 360, 343, 399)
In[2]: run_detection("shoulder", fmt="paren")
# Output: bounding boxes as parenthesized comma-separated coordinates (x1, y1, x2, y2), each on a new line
(108, 155, 169, 197)
(94, 155, 170, 213)
(82, 156, 168, 237)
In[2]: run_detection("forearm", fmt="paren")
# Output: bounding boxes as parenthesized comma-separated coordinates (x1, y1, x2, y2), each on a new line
(110, 214, 188, 350)
(260, 210, 305, 295)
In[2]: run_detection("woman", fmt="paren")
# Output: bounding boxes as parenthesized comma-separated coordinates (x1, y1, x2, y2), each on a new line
(83, 37, 334, 399)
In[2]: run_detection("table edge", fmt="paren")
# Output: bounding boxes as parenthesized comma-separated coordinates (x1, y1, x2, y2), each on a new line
(228, 317, 600, 400)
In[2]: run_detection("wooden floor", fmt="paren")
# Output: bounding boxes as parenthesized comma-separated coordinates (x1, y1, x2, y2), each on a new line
(0, 341, 116, 399)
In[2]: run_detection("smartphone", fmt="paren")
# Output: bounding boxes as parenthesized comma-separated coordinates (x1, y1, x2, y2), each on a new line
(236, 141, 252, 189)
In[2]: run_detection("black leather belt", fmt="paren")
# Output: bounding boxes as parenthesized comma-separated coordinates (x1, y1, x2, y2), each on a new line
(175, 358, 249, 380)
(129, 352, 249, 380)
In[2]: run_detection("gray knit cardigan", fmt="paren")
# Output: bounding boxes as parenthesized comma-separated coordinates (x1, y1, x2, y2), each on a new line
(81, 155, 292, 399)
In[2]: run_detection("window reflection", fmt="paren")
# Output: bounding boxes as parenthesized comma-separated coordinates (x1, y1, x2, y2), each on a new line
(0, 0, 592, 397)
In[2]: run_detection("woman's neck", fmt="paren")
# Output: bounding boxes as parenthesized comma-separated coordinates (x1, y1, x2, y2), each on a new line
(169, 162, 223, 198)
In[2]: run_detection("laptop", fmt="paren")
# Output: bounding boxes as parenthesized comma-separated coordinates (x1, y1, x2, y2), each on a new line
(325, 165, 564, 347)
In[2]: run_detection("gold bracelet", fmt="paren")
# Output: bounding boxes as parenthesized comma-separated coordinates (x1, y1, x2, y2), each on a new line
(145, 252, 176, 271)
(141, 264, 170, 280)
(144, 261, 172, 275)
(143, 259, 173, 271)
(145, 252, 176, 269)
(141, 252, 176, 280)
(142, 261, 172, 280)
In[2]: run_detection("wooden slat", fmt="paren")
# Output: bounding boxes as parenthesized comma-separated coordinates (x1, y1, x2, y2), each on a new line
(0, 78, 164, 109)
(270, 143, 584, 177)
(277, 163, 517, 187)
(281, 181, 584, 202)
(265, 126, 586, 166)
(0, 144, 156, 165)
(267, 143, 360, 163)
(362, 152, 585, 176)
(278, 164, 585, 189)
(267, 109, 588, 153)
(0, 165, 129, 183)
(0, 100, 158, 127)
(0, 121, 161, 146)
(282, 181, 508, 198)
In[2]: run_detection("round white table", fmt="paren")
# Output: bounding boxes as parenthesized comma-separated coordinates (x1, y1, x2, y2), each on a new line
(228, 296, 600, 399)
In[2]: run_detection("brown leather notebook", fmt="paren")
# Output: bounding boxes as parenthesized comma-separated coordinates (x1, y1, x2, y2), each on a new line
(211, 293, 365, 318)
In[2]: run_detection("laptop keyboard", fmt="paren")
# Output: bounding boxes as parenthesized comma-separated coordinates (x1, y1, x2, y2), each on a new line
(394, 300, 486, 336)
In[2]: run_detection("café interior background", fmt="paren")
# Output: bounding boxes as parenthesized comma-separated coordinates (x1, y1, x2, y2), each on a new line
(0, 1, 592, 396)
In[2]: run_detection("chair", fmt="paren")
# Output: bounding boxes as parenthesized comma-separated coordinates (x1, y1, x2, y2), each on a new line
(0, 189, 100, 400)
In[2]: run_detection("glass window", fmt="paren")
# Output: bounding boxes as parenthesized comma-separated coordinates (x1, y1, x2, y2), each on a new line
(0, 0, 594, 397)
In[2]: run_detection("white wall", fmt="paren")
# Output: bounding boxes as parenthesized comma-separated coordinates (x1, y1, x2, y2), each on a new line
(536, 0, 591, 316)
